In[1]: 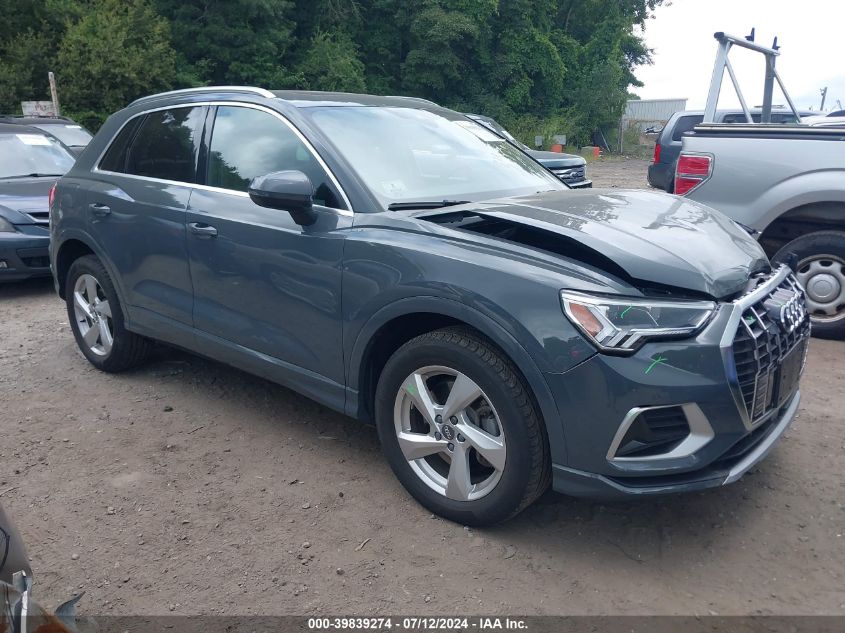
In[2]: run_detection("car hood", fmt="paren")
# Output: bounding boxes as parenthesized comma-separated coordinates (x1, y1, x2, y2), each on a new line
(0, 178, 52, 222)
(527, 150, 585, 169)
(422, 189, 769, 299)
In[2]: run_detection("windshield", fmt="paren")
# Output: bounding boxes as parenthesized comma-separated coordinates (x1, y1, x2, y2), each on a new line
(32, 123, 92, 147)
(0, 132, 75, 178)
(307, 106, 563, 208)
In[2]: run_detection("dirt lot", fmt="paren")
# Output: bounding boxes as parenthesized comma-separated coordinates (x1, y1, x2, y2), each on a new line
(1, 157, 843, 616)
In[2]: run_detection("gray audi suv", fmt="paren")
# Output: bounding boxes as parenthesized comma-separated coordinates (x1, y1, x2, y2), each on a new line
(50, 87, 810, 525)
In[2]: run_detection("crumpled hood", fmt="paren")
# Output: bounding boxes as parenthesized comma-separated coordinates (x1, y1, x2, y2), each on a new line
(0, 178, 51, 222)
(462, 189, 769, 299)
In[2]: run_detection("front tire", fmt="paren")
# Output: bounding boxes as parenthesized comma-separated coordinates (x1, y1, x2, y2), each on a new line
(375, 327, 550, 526)
(773, 231, 845, 339)
(65, 255, 151, 371)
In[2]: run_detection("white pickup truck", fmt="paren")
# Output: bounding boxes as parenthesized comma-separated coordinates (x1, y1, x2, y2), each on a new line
(676, 33, 845, 338)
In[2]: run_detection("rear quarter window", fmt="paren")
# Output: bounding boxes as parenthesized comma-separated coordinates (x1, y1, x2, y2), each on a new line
(121, 107, 204, 183)
(99, 118, 142, 172)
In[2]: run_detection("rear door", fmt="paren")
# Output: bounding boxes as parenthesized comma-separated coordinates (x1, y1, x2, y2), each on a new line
(88, 106, 205, 334)
(185, 103, 351, 399)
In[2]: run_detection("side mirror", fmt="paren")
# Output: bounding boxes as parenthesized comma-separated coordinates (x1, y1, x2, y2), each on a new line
(248, 170, 317, 226)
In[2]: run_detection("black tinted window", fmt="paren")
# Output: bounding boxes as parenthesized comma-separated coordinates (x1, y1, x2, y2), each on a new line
(671, 115, 704, 141)
(207, 106, 342, 208)
(99, 118, 142, 172)
(124, 107, 203, 183)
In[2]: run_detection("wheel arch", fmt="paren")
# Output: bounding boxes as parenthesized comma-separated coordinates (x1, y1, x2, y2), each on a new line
(759, 201, 845, 255)
(347, 297, 568, 465)
(54, 232, 129, 316)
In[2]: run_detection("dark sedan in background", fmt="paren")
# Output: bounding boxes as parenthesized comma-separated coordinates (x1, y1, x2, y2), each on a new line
(0, 123, 75, 281)
(0, 116, 93, 157)
(466, 113, 592, 188)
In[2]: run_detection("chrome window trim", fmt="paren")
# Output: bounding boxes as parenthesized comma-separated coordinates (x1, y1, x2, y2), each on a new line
(91, 101, 354, 216)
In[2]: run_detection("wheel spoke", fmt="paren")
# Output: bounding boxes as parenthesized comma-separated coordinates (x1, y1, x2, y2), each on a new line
(73, 291, 94, 320)
(98, 319, 113, 353)
(441, 373, 482, 420)
(85, 276, 98, 302)
(397, 430, 445, 461)
(458, 422, 507, 471)
(404, 372, 438, 427)
(445, 446, 473, 501)
(97, 299, 112, 318)
(82, 324, 100, 348)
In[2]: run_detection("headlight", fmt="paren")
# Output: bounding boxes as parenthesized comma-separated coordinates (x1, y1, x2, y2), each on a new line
(560, 290, 716, 354)
(0, 216, 17, 233)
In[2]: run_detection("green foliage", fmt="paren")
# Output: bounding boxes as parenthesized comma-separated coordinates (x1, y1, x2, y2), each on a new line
(57, 0, 177, 119)
(296, 31, 366, 92)
(0, 0, 663, 142)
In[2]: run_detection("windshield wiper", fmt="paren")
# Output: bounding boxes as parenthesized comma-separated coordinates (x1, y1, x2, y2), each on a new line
(387, 200, 472, 211)
(1, 173, 65, 179)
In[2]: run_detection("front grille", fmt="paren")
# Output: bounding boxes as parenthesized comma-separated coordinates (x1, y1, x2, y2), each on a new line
(551, 167, 586, 183)
(731, 271, 810, 425)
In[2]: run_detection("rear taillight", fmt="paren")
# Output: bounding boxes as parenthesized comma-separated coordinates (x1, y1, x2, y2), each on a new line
(48, 182, 57, 209)
(674, 153, 712, 196)
(652, 143, 661, 164)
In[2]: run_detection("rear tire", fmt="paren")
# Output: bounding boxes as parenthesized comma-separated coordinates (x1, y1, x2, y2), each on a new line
(375, 327, 550, 526)
(65, 255, 152, 371)
(773, 231, 845, 340)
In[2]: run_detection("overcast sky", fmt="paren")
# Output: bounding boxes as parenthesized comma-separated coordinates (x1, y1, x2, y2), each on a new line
(633, 1, 845, 112)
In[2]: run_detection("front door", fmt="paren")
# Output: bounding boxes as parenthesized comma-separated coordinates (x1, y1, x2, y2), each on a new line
(186, 104, 351, 399)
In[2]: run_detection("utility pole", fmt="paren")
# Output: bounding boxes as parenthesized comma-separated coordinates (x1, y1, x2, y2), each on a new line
(48, 72, 61, 116)
(819, 86, 827, 111)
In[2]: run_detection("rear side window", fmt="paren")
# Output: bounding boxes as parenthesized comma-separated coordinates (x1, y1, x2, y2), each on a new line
(123, 107, 204, 183)
(206, 105, 343, 209)
(99, 118, 142, 172)
(671, 115, 704, 141)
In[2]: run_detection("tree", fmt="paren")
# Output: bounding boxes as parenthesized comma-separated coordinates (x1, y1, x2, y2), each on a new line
(57, 0, 177, 126)
(296, 31, 367, 92)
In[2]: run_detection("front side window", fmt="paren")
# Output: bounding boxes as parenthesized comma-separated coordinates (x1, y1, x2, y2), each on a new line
(124, 107, 203, 183)
(207, 106, 342, 209)
(0, 132, 75, 179)
(306, 106, 563, 208)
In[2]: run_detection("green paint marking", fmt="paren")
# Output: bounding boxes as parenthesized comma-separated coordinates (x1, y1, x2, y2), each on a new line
(620, 306, 633, 318)
(645, 355, 668, 374)
(406, 383, 418, 395)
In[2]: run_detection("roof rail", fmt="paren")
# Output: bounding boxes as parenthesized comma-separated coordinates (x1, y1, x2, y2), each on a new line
(129, 86, 275, 106)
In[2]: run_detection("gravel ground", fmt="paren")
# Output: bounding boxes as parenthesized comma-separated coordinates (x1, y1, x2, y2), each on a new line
(1, 157, 843, 616)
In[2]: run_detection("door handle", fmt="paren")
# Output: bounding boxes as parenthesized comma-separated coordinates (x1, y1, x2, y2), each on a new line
(89, 203, 111, 217)
(188, 222, 218, 238)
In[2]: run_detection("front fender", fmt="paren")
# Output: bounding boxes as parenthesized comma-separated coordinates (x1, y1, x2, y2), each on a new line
(345, 295, 573, 466)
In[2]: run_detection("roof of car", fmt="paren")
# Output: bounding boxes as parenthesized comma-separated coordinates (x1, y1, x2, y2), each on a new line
(127, 86, 447, 111)
(0, 116, 74, 125)
(0, 122, 48, 135)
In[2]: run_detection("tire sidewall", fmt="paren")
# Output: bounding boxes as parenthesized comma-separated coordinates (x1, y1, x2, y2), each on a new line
(65, 256, 126, 370)
(375, 336, 537, 525)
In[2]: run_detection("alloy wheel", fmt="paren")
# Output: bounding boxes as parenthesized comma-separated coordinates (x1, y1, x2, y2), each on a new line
(72, 273, 114, 356)
(392, 365, 507, 501)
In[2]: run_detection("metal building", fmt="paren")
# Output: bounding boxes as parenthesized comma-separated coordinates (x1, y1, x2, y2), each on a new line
(619, 97, 687, 154)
